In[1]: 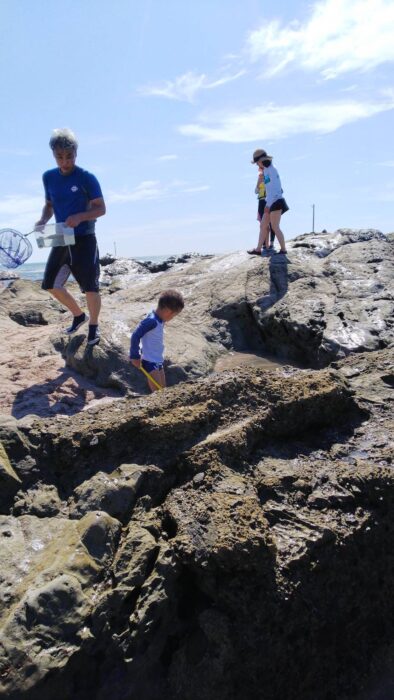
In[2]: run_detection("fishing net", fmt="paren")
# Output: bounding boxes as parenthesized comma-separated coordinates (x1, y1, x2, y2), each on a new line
(0, 228, 33, 269)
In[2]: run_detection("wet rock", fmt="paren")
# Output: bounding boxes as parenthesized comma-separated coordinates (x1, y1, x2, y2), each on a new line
(0, 511, 120, 698)
(140, 252, 212, 273)
(0, 231, 393, 699)
(99, 253, 116, 266)
(12, 483, 63, 517)
(0, 439, 22, 511)
(99, 258, 148, 288)
(252, 229, 394, 366)
(69, 463, 164, 523)
(0, 270, 19, 281)
(1, 230, 393, 419)
(0, 355, 392, 698)
(0, 279, 64, 325)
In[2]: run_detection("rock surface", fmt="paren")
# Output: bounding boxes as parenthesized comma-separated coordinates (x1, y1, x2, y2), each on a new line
(0, 230, 393, 700)
(1, 229, 393, 419)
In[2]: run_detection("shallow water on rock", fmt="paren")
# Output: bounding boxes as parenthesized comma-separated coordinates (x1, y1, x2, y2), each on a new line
(214, 351, 284, 372)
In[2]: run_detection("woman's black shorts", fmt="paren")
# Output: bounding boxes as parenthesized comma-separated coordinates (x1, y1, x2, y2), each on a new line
(270, 197, 289, 214)
(42, 234, 100, 293)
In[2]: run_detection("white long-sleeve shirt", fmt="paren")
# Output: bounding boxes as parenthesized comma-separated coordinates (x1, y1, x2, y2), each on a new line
(130, 311, 164, 363)
(263, 164, 283, 208)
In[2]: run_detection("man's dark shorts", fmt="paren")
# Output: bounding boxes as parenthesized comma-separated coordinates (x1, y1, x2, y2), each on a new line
(42, 234, 100, 293)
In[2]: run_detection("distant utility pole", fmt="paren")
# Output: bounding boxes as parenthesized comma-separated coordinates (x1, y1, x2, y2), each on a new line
(113, 241, 117, 258)
(312, 204, 315, 233)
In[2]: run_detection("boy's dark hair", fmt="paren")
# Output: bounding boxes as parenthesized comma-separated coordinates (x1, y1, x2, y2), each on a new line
(262, 159, 272, 167)
(158, 289, 184, 312)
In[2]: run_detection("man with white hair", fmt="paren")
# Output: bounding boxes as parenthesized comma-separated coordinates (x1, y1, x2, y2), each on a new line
(36, 128, 106, 345)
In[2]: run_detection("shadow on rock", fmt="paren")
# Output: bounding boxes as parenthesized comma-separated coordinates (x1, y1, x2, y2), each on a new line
(259, 254, 289, 311)
(11, 366, 123, 419)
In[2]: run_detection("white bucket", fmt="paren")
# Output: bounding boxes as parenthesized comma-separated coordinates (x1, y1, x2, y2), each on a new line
(34, 223, 75, 248)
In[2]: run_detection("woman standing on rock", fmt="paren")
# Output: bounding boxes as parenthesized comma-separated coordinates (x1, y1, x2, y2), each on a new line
(248, 158, 275, 256)
(251, 149, 289, 256)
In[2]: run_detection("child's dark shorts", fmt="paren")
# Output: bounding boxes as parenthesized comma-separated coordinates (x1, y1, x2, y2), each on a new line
(42, 234, 100, 293)
(270, 198, 289, 215)
(142, 359, 164, 372)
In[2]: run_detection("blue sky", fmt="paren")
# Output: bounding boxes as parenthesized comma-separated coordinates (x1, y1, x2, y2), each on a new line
(0, 0, 393, 262)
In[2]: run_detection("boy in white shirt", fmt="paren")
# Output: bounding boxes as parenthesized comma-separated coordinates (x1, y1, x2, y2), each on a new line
(130, 289, 184, 391)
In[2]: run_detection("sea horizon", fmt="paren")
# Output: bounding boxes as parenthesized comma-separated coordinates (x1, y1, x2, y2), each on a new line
(5, 255, 175, 282)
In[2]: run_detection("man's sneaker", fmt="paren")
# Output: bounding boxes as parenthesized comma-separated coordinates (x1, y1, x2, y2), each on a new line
(87, 325, 100, 346)
(65, 313, 87, 335)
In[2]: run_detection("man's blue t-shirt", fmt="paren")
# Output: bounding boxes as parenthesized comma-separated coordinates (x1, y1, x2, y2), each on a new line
(42, 166, 103, 236)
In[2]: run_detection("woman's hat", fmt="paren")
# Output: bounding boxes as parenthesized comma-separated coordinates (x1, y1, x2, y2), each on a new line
(251, 149, 273, 163)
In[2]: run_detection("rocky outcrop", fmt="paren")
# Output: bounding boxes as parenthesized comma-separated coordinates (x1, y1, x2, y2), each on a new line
(252, 228, 393, 366)
(1, 230, 393, 417)
(0, 350, 393, 699)
(0, 279, 64, 326)
(0, 230, 393, 699)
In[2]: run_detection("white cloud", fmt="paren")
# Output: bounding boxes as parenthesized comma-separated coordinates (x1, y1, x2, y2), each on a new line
(0, 148, 33, 157)
(157, 154, 178, 161)
(246, 0, 394, 79)
(378, 160, 394, 167)
(108, 180, 209, 204)
(179, 95, 394, 143)
(182, 185, 210, 193)
(138, 70, 245, 102)
(0, 194, 43, 232)
(108, 181, 161, 203)
(0, 194, 43, 218)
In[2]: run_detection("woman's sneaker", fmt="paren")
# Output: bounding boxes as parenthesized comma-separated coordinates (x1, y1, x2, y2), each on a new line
(65, 313, 87, 334)
(87, 325, 100, 346)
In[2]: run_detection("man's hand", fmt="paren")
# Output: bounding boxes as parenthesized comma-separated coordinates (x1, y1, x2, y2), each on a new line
(65, 213, 83, 228)
(130, 358, 141, 368)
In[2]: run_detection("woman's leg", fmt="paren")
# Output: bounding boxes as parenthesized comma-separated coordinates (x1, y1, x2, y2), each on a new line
(269, 224, 276, 247)
(269, 210, 287, 252)
(257, 217, 269, 250)
(260, 212, 271, 249)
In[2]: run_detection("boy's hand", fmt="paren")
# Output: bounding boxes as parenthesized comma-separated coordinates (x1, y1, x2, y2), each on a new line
(130, 358, 141, 368)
